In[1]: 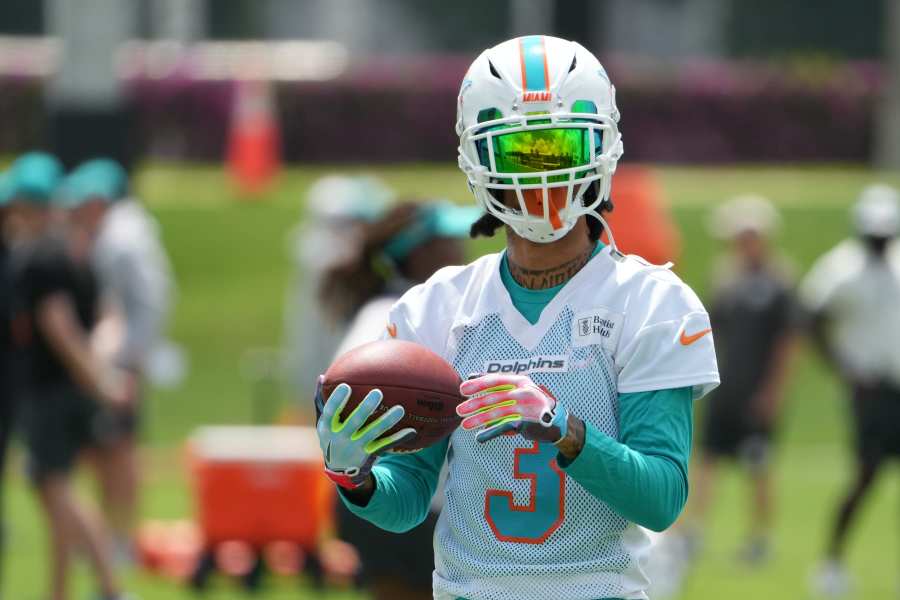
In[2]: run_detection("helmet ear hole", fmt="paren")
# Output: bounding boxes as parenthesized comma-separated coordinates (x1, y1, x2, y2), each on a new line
(580, 180, 613, 213)
(487, 60, 502, 79)
(580, 181, 599, 207)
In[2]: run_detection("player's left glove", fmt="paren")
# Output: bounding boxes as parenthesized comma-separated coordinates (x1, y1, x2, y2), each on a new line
(314, 377, 416, 490)
(456, 374, 568, 444)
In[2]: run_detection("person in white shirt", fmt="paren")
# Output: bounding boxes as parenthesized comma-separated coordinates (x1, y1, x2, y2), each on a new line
(64, 158, 175, 562)
(801, 184, 900, 597)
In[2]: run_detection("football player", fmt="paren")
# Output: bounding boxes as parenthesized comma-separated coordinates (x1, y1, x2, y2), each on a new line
(316, 36, 719, 600)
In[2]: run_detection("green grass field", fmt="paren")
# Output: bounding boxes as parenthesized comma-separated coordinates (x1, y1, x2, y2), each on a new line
(3, 163, 898, 599)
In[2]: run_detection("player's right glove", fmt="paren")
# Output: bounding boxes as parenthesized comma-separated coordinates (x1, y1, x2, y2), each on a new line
(457, 373, 569, 444)
(314, 377, 416, 490)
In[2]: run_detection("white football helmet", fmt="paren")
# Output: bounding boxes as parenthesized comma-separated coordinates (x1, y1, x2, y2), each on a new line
(456, 35, 623, 244)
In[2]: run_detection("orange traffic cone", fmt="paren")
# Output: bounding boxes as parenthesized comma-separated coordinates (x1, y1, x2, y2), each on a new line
(226, 78, 281, 198)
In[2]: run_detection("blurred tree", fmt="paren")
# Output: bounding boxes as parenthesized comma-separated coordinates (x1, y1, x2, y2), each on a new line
(45, 0, 137, 169)
(876, 0, 900, 168)
(151, 0, 205, 41)
(0, 0, 43, 34)
(391, 0, 511, 52)
(554, 0, 595, 49)
(728, 0, 883, 59)
(601, 0, 726, 59)
(197, 0, 886, 60)
(207, 0, 262, 39)
(509, 0, 555, 39)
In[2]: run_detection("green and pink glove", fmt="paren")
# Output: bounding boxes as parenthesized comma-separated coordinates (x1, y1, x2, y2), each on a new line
(456, 374, 569, 444)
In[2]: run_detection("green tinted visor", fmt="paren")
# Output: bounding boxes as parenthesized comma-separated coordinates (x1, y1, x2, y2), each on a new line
(476, 125, 601, 184)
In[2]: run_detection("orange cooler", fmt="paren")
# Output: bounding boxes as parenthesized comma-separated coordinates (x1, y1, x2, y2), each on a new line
(188, 426, 335, 549)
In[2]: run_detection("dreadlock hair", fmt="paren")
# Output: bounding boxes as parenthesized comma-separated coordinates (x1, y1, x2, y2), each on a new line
(318, 204, 419, 325)
(469, 183, 613, 243)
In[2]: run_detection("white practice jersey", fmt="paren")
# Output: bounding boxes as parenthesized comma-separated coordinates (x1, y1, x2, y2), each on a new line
(800, 238, 900, 386)
(385, 247, 719, 600)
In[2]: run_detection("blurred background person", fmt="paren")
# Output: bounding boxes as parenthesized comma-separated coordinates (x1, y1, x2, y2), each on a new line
(322, 199, 478, 600)
(800, 184, 900, 598)
(9, 152, 130, 600)
(284, 174, 395, 413)
(0, 169, 15, 589)
(682, 195, 798, 564)
(66, 158, 175, 563)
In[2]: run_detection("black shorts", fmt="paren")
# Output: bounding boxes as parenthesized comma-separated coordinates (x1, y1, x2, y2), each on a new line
(701, 396, 773, 467)
(20, 384, 100, 482)
(336, 500, 436, 590)
(852, 382, 900, 462)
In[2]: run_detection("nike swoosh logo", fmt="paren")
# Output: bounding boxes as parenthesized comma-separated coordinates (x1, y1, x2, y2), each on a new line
(680, 328, 711, 346)
(386, 323, 398, 338)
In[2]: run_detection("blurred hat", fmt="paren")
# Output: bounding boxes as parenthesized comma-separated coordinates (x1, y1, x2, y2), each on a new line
(0, 171, 12, 206)
(306, 175, 395, 223)
(709, 194, 781, 240)
(382, 201, 480, 262)
(853, 184, 900, 238)
(8, 152, 64, 205)
(61, 158, 129, 207)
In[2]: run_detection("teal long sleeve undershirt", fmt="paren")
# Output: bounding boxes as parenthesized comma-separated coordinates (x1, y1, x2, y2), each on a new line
(558, 386, 692, 531)
(341, 387, 692, 534)
(341, 436, 449, 533)
(340, 244, 694, 533)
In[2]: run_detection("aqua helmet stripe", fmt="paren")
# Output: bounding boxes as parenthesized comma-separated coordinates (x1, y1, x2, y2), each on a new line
(519, 35, 549, 91)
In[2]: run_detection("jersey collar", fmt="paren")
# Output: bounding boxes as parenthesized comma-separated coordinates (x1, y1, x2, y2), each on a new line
(485, 244, 615, 350)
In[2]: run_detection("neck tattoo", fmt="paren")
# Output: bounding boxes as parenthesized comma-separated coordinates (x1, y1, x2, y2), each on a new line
(508, 246, 593, 290)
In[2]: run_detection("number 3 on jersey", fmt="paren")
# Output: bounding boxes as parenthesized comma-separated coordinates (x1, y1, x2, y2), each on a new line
(484, 440, 566, 544)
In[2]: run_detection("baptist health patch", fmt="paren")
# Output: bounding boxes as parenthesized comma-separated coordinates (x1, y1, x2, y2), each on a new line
(572, 307, 623, 351)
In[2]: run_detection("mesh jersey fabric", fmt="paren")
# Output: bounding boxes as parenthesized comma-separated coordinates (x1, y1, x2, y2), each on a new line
(384, 248, 718, 600)
(438, 307, 643, 600)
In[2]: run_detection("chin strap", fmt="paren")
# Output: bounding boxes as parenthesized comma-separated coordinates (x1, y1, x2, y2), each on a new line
(588, 209, 624, 260)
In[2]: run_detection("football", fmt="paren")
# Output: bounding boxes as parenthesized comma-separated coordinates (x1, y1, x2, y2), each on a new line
(321, 339, 463, 453)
